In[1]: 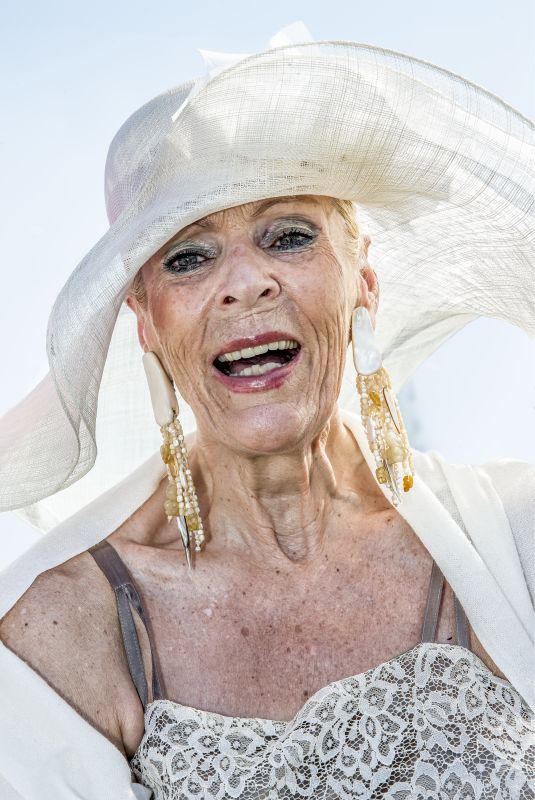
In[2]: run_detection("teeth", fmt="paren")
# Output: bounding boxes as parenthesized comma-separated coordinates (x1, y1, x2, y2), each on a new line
(235, 361, 283, 377)
(218, 339, 299, 362)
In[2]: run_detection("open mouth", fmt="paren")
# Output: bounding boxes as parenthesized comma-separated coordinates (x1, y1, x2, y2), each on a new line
(213, 339, 301, 378)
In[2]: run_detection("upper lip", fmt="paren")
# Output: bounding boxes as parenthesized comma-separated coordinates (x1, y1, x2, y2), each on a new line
(213, 331, 301, 361)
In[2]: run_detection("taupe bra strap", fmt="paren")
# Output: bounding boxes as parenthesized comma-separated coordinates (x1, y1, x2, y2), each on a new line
(421, 560, 470, 648)
(454, 590, 470, 649)
(88, 540, 163, 709)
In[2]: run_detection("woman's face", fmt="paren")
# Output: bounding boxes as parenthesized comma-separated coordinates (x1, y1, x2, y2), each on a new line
(128, 195, 377, 454)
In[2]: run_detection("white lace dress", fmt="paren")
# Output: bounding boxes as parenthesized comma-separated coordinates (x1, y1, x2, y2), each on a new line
(129, 642, 535, 800)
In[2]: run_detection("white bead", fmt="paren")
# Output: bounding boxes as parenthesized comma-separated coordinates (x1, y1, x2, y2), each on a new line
(365, 417, 376, 443)
(351, 307, 382, 375)
(143, 353, 178, 426)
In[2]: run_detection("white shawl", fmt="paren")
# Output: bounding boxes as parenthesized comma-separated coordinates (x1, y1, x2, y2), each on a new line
(0, 410, 533, 799)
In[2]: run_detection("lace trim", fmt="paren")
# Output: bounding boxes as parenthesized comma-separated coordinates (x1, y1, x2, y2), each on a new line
(130, 643, 535, 799)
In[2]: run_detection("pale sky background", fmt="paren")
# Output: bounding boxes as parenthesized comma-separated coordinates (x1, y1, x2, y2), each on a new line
(1, 0, 534, 567)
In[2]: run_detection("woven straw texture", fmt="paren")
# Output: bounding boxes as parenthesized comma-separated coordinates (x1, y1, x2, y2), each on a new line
(1, 39, 533, 525)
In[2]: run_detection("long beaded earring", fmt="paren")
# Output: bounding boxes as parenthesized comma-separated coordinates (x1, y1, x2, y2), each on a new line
(142, 352, 205, 568)
(351, 307, 415, 506)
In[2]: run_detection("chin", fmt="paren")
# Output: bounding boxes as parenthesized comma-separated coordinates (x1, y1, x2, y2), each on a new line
(227, 402, 312, 454)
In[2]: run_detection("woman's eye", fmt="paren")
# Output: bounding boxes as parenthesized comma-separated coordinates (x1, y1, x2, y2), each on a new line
(270, 228, 315, 251)
(163, 250, 213, 273)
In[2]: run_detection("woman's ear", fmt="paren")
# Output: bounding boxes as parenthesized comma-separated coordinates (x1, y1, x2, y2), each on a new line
(125, 295, 150, 352)
(357, 237, 380, 327)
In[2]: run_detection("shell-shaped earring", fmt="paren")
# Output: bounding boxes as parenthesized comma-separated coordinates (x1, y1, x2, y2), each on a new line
(351, 307, 415, 505)
(142, 352, 205, 568)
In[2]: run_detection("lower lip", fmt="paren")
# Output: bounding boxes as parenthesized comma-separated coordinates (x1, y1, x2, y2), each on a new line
(211, 350, 302, 393)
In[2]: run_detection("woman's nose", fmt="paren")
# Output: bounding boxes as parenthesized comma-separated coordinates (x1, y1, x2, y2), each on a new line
(215, 247, 281, 309)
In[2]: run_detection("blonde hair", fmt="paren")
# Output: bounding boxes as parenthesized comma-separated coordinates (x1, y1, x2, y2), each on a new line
(129, 197, 363, 306)
(130, 266, 147, 307)
(329, 198, 363, 261)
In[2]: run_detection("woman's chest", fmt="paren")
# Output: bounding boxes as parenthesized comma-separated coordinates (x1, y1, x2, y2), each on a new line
(133, 515, 457, 721)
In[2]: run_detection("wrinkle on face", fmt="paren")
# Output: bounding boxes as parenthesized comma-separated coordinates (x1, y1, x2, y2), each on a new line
(126, 196, 380, 564)
(131, 196, 369, 456)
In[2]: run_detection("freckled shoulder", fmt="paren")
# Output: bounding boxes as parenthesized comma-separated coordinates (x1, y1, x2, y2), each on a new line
(0, 549, 143, 755)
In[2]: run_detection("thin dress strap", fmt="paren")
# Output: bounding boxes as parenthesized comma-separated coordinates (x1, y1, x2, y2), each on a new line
(88, 540, 163, 709)
(421, 559, 470, 648)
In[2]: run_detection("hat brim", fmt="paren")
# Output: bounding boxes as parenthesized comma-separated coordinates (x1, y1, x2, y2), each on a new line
(2, 39, 534, 519)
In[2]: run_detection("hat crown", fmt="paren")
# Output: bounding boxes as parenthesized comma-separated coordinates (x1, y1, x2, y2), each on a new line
(104, 82, 193, 225)
(103, 22, 315, 225)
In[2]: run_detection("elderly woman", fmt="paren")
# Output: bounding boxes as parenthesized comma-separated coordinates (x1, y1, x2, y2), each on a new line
(0, 28, 534, 800)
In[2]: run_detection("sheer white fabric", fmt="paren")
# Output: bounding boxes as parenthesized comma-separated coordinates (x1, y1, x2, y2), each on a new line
(0, 34, 533, 524)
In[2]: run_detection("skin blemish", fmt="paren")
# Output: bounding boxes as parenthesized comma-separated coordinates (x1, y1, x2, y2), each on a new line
(286, 646, 291, 653)
(53, 620, 58, 625)
(295, 624, 302, 634)
(241, 626, 250, 637)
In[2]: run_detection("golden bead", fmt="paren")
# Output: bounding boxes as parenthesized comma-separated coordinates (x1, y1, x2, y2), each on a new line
(186, 512, 199, 530)
(164, 499, 179, 516)
(376, 466, 388, 484)
(168, 455, 179, 478)
(368, 390, 382, 408)
(165, 482, 178, 500)
(403, 474, 414, 492)
(160, 443, 171, 464)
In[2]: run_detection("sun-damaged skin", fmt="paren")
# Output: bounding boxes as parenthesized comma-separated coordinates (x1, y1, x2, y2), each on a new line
(0, 196, 505, 760)
(130, 195, 375, 486)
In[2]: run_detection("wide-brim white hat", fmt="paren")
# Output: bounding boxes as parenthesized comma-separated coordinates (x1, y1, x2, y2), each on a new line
(1, 26, 534, 528)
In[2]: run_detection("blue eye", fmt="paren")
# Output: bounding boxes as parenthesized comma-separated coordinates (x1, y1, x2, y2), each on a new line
(270, 228, 315, 251)
(163, 249, 214, 273)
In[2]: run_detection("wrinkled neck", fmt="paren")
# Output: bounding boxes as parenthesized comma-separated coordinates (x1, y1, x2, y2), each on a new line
(191, 408, 366, 567)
